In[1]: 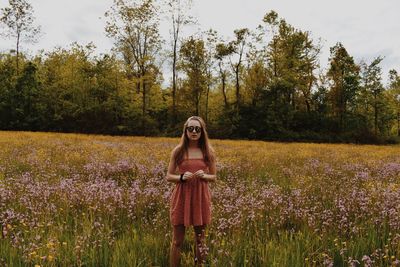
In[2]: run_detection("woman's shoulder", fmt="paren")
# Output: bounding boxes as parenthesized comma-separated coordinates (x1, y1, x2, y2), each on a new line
(171, 145, 182, 159)
(209, 145, 215, 153)
(171, 145, 181, 153)
(208, 145, 216, 159)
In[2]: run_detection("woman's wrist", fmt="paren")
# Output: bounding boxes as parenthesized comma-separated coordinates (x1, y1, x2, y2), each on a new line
(166, 173, 184, 183)
(201, 173, 216, 182)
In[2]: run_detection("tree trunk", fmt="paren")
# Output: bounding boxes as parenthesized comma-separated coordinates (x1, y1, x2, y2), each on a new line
(205, 82, 210, 124)
(306, 71, 313, 113)
(340, 70, 344, 131)
(374, 92, 378, 136)
(305, 99, 310, 113)
(273, 39, 277, 77)
(219, 63, 228, 108)
(222, 75, 227, 107)
(142, 78, 146, 135)
(291, 90, 295, 110)
(195, 90, 199, 116)
(172, 35, 178, 125)
(16, 32, 20, 75)
(397, 110, 399, 136)
(235, 65, 240, 113)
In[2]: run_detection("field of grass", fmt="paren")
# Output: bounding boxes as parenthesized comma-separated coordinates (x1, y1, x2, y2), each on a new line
(1, 131, 400, 266)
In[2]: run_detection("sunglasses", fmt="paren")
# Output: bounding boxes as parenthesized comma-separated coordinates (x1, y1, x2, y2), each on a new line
(186, 126, 202, 133)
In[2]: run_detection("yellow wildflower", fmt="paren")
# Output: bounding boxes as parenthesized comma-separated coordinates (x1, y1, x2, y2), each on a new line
(46, 241, 54, 249)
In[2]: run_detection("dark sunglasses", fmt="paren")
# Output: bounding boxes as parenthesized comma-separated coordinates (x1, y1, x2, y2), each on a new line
(186, 126, 202, 133)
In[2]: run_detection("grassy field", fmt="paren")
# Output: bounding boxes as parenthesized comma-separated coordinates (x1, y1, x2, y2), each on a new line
(1, 131, 400, 266)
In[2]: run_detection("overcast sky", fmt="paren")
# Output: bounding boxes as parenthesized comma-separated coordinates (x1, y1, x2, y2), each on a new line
(0, 0, 399, 86)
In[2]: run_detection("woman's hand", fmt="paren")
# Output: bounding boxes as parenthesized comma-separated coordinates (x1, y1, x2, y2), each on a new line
(194, 169, 217, 182)
(193, 170, 205, 179)
(182, 171, 194, 181)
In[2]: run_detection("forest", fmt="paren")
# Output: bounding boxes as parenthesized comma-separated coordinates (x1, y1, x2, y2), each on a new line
(1, 0, 400, 144)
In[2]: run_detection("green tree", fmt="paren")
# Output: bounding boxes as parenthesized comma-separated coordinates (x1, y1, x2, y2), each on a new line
(387, 70, 400, 136)
(11, 61, 44, 130)
(260, 11, 321, 132)
(203, 29, 218, 124)
(38, 43, 139, 134)
(214, 42, 233, 108)
(105, 0, 163, 135)
(0, 0, 41, 75)
(359, 57, 385, 136)
(229, 28, 250, 114)
(165, 0, 195, 126)
(0, 53, 18, 128)
(39, 44, 92, 131)
(327, 42, 360, 132)
(179, 36, 207, 116)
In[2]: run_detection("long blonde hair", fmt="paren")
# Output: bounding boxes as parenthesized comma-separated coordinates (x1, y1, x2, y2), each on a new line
(173, 116, 215, 167)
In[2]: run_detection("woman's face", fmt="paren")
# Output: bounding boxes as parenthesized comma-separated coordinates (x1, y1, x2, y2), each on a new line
(186, 119, 202, 142)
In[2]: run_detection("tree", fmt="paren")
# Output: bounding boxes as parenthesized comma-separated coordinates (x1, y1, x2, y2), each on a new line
(39, 44, 96, 132)
(165, 0, 195, 126)
(260, 10, 321, 130)
(203, 29, 218, 124)
(228, 28, 250, 114)
(12, 61, 43, 130)
(359, 57, 384, 135)
(179, 36, 207, 116)
(243, 59, 268, 107)
(215, 42, 233, 108)
(327, 42, 360, 132)
(0, 53, 18, 129)
(295, 32, 321, 113)
(388, 70, 400, 136)
(105, 0, 163, 135)
(0, 0, 41, 75)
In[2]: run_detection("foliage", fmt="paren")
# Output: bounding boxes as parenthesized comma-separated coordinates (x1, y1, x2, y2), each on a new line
(0, 5, 399, 143)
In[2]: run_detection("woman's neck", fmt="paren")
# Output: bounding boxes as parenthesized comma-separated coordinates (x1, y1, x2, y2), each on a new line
(188, 140, 199, 148)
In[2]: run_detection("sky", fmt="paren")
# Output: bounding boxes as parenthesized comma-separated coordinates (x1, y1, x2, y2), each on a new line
(0, 0, 399, 86)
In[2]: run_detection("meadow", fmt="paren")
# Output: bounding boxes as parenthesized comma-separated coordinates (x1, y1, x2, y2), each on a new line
(1, 131, 400, 266)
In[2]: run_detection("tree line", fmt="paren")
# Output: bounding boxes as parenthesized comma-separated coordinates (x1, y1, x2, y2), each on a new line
(1, 0, 400, 143)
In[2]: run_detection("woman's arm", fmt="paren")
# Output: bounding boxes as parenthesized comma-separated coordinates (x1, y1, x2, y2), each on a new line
(196, 158, 217, 182)
(165, 148, 194, 183)
(165, 149, 181, 183)
(201, 173, 217, 182)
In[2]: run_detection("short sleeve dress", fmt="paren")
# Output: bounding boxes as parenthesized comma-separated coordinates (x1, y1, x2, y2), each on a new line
(169, 157, 212, 227)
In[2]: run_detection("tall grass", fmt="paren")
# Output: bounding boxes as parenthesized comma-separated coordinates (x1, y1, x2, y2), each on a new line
(0, 131, 400, 266)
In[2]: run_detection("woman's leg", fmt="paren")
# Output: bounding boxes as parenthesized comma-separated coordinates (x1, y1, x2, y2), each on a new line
(193, 224, 207, 265)
(170, 224, 185, 267)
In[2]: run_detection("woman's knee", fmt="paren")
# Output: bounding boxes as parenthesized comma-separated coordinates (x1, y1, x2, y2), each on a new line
(194, 225, 206, 242)
(172, 225, 185, 248)
(172, 236, 184, 248)
(194, 225, 205, 234)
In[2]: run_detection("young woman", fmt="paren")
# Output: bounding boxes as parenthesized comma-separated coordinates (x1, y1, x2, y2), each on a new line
(166, 116, 217, 266)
